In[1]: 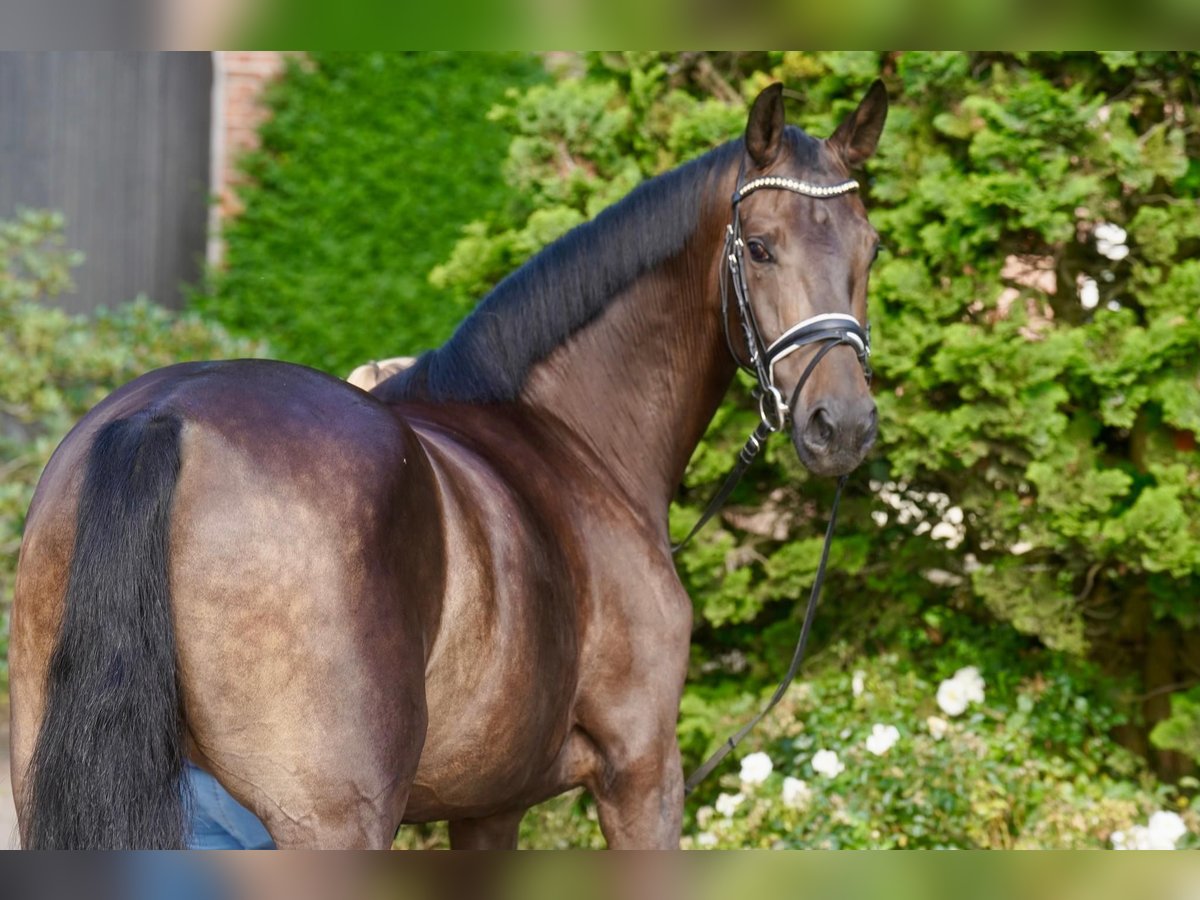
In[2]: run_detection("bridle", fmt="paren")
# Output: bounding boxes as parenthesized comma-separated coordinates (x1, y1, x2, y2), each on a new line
(675, 168, 873, 551)
(677, 164, 876, 794)
(722, 173, 871, 432)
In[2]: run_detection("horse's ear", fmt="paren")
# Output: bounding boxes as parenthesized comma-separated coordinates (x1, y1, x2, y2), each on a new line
(745, 83, 786, 168)
(829, 79, 888, 167)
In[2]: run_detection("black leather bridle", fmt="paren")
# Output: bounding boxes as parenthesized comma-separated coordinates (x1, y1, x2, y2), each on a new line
(722, 174, 871, 432)
(675, 170, 872, 552)
(678, 168, 875, 794)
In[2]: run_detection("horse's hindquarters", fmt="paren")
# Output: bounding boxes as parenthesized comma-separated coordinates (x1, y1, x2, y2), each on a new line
(12, 360, 443, 848)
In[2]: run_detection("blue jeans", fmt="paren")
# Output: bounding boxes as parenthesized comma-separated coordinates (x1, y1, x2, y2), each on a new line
(185, 761, 276, 850)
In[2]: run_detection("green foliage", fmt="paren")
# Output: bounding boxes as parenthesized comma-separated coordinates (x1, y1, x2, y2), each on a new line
(1151, 688, 1200, 765)
(674, 651, 1196, 849)
(195, 52, 545, 375)
(0, 209, 82, 306)
(430, 54, 754, 300)
(0, 211, 266, 685)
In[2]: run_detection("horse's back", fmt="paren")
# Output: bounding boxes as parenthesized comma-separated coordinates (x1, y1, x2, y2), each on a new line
(11, 359, 438, 846)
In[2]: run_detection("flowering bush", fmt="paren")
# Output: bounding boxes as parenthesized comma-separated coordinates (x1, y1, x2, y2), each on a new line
(678, 654, 1198, 850)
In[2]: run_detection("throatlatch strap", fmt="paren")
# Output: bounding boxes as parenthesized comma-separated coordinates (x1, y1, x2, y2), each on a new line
(684, 475, 848, 795)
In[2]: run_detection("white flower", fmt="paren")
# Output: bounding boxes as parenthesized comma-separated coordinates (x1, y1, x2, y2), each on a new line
(930, 521, 964, 548)
(811, 749, 844, 778)
(945, 506, 964, 525)
(1099, 242, 1129, 261)
(1112, 825, 1162, 850)
(739, 751, 773, 786)
(1094, 222, 1127, 246)
(852, 670, 866, 697)
(696, 831, 718, 848)
(953, 666, 986, 704)
(936, 678, 969, 717)
(781, 776, 812, 809)
(1148, 811, 1188, 846)
(715, 792, 744, 818)
(1110, 811, 1189, 851)
(865, 723, 901, 756)
(1111, 828, 1137, 850)
(1079, 276, 1100, 310)
(937, 666, 986, 716)
(1010, 540, 1035, 555)
(926, 715, 949, 740)
(695, 805, 714, 829)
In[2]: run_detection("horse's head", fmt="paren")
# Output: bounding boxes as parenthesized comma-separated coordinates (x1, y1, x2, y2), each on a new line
(729, 81, 887, 477)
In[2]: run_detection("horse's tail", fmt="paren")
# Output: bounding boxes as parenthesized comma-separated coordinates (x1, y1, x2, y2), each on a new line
(24, 411, 189, 849)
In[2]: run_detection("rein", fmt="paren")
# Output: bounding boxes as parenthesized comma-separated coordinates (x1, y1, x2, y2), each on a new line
(675, 169, 871, 795)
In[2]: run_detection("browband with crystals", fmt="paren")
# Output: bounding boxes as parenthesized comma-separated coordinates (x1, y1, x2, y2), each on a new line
(734, 176, 859, 202)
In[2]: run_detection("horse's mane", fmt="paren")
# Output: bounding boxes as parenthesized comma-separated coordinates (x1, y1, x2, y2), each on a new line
(375, 139, 754, 405)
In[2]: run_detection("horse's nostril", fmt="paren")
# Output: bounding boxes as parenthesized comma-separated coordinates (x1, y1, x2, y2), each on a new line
(807, 407, 835, 448)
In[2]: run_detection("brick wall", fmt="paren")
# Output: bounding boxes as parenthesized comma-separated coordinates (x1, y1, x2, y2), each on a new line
(207, 51, 289, 264)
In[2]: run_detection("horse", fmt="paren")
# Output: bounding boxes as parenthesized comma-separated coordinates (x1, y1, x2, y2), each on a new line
(9, 80, 887, 849)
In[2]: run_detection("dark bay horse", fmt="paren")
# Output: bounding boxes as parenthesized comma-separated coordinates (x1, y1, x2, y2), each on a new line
(10, 81, 887, 849)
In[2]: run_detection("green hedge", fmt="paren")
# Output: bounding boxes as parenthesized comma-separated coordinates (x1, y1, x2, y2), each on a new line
(195, 52, 545, 376)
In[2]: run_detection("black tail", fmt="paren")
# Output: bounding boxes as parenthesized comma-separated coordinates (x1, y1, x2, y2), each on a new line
(25, 412, 189, 849)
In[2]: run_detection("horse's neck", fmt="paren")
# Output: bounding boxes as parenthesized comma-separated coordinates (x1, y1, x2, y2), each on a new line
(519, 238, 735, 524)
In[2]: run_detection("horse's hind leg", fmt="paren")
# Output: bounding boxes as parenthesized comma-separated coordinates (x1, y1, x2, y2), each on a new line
(246, 774, 406, 850)
(181, 645, 427, 850)
(185, 663, 425, 850)
(187, 674, 425, 850)
(448, 809, 526, 849)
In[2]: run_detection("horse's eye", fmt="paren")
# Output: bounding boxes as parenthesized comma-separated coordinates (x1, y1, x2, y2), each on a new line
(747, 239, 772, 263)
(871, 242, 882, 263)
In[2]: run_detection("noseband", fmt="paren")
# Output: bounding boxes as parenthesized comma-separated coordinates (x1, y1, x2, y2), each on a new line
(679, 168, 877, 794)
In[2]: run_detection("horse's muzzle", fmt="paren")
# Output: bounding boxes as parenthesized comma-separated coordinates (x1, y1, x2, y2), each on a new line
(792, 394, 877, 477)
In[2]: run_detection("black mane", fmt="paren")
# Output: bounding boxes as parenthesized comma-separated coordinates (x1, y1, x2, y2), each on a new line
(376, 139, 750, 405)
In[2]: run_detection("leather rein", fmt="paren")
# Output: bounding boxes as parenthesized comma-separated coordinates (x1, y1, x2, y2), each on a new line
(676, 169, 872, 794)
